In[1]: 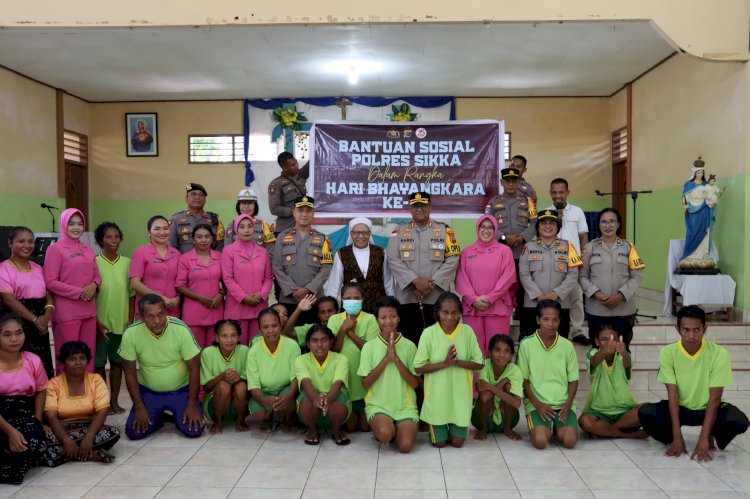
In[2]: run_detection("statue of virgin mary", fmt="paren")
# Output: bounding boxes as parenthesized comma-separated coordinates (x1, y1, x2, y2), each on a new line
(679, 156, 716, 269)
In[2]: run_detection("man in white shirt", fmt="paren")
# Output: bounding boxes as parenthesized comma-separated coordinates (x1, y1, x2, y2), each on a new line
(548, 178, 589, 344)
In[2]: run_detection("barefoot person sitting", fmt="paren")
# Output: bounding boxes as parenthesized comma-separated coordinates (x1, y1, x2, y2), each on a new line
(578, 326, 645, 438)
(42, 341, 120, 466)
(245, 308, 300, 432)
(200, 320, 250, 434)
(472, 334, 523, 441)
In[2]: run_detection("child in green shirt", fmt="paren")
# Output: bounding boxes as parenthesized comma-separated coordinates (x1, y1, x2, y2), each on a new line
(358, 296, 420, 453)
(472, 334, 523, 441)
(579, 326, 645, 438)
(639, 305, 749, 462)
(517, 299, 579, 450)
(281, 295, 338, 348)
(200, 320, 250, 434)
(414, 292, 484, 448)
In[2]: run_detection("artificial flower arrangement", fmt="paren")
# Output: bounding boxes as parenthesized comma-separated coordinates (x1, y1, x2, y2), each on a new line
(390, 103, 418, 122)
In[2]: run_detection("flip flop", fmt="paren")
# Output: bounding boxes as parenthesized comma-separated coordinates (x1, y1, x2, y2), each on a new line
(332, 432, 351, 446)
(304, 431, 321, 445)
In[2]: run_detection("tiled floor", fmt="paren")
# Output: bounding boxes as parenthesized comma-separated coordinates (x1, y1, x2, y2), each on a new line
(4, 388, 750, 498)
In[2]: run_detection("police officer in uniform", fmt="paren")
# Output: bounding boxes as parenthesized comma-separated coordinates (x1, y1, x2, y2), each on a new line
(485, 167, 537, 317)
(224, 188, 276, 253)
(268, 152, 310, 235)
(272, 196, 333, 324)
(168, 183, 225, 253)
(511, 154, 538, 206)
(386, 192, 461, 344)
(518, 209, 582, 339)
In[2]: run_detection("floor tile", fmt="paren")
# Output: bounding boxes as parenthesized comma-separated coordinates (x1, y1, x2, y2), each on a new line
(699, 450, 750, 469)
(569, 438, 619, 450)
(314, 443, 379, 468)
(227, 489, 303, 498)
(98, 464, 181, 487)
(443, 466, 517, 490)
(81, 485, 162, 498)
(562, 449, 638, 469)
(377, 441, 442, 468)
(186, 447, 258, 467)
(301, 489, 374, 499)
(576, 467, 659, 490)
(250, 446, 319, 467)
(235, 466, 310, 489)
(501, 446, 572, 469)
(439, 447, 506, 468)
(591, 491, 667, 499)
(511, 467, 588, 490)
(0, 485, 24, 499)
(663, 492, 749, 499)
(375, 490, 448, 499)
(375, 466, 446, 490)
(144, 429, 210, 448)
(643, 468, 733, 492)
(167, 466, 245, 488)
(448, 491, 521, 499)
(8, 485, 92, 498)
(305, 465, 376, 490)
(202, 430, 268, 449)
(156, 487, 232, 499)
(125, 445, 197, 466)
(519, 491, 594, 498)
(624, 450, 704, 469)
(708, 468, 750, 494)
(32, 462, 116, 485)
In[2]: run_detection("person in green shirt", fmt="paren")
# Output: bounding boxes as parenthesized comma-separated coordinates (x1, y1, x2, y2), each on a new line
(579, 326, 646, 438)
(517, 299, 579, 450)
(280, 294, 338, 349)
(200, 320, 250, 434)
(472, 334, 523, 441)
(120, 294, 204, 439)
(245, 308, 300, 432)
(295, 324, 351, 446)
(93, 221, 135, 415)
(638, 305, 749, 462)
(330, 283, 380, 432)
(414, 292, 484, 448)
(358, 296, 420, 453)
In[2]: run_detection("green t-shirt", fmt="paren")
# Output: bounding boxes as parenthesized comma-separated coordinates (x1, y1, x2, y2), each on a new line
(328, 312, 380, 401)
(199, 344, 250, 386)
(357, 333, 419, 421)
(252, 324, 312, 349)
(95, 254, 135, 334)
(294, 351, 349, 395)
(118, 317, 201, 392)
(476, 361, 523, 426)
(246, 336, 301, 393)
(657, 339, 734, 411)
(516, 332, 579, 414)
(583, 348, 637, 416)
(413, 322, 484, 426)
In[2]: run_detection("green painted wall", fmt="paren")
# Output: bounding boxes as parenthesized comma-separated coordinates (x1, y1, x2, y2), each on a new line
(0, 193, 65, 232)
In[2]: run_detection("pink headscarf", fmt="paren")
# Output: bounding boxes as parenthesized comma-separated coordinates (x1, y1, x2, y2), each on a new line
(233, 214, 257, 249)
(59, 208, 86, 248)
(474, 214, 502, 250)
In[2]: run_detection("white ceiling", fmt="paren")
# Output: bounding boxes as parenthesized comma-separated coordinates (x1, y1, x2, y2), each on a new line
(0, 22, 676, 101)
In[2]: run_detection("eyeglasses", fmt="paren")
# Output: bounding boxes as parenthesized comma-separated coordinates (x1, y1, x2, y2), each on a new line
(351, 231, 371, 237)
(478, 225, 494, 231)
(600, 220, 618, 226)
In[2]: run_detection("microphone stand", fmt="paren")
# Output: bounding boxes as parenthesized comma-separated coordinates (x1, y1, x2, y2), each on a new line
(45, 206, 57, 232)
(594, 189, 656, 320)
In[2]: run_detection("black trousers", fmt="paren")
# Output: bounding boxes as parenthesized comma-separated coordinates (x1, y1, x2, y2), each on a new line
(513, 259, 524, 317)
(400, 303, 435, 345)
(520, 307, 570, 339)
(638, 400, 749, 450)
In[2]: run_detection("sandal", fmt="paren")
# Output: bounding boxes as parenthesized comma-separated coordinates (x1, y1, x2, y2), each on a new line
(332, 432, 351, 446)
(92, 450, 115, 463)
(304, 431, 321, 445)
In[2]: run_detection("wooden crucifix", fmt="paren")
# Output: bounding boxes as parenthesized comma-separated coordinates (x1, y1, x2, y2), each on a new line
(335, 97, 353, 120)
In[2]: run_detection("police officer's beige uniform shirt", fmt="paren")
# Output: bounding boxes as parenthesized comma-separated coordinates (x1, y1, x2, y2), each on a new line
(518, 239, 582, 308)
(267, 163, 310, 234)
(579, 238, 645, 317)
(485, 193, 537, 259)
(168, 210, 225, 254)
(519, 178, 537, 205)
(272, 226, 332, 304)
(386, 220, 460, 305)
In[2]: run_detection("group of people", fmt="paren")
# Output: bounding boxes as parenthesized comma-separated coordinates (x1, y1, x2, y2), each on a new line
(1, 152, 747, 485)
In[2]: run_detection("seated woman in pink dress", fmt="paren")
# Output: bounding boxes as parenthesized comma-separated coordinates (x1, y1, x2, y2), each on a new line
(221, 215, 273, 344)
(129, 215, 181, 318)
(176, 224, 224, 348)
(43, 209, 100, 373)
(455, 215, 517, 352)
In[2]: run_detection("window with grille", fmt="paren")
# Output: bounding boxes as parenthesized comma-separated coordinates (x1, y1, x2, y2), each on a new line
(63, 130, 88, 166)
(612, 127, 628, 164)
(189, 135, 244, 164)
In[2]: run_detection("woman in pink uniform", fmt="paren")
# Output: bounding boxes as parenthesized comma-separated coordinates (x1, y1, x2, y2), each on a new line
(43, 209, 100, 373)
(455, 214, 517, 352)
(129, 215, 181, 318)
(221, 214, 273, 344)
(176, 224, 224, 348)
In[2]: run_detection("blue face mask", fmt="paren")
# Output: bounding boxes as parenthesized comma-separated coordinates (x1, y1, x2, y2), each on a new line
(342, 299, 363, 316)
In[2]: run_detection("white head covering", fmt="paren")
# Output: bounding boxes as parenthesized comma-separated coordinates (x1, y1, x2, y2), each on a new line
(346, 217, 374, 246)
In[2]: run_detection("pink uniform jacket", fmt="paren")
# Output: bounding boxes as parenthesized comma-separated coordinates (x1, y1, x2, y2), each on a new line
(129, 242, 181, 313)
(221, 215, 273, 321)
(455, 214, 517, 317)
(43, 208, 100, 322)
(176, 248, 224, 326)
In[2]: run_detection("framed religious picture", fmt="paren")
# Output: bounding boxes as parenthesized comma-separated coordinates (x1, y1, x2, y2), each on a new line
(126, 113, 158, 156)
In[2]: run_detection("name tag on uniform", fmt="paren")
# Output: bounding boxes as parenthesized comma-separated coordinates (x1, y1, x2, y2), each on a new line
(70, 253, 81, 258)
(529, 254, 542, 261)
(191, 267, 202, 271)
(239, 259, 249, 264)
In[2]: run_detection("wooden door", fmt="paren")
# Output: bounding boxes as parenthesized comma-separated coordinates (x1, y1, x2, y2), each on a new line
(65, 162, 88, 222)
(612, 161, 627, 236)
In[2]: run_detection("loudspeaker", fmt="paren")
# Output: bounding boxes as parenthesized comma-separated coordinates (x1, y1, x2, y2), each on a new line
(0, 226, 12, 262)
